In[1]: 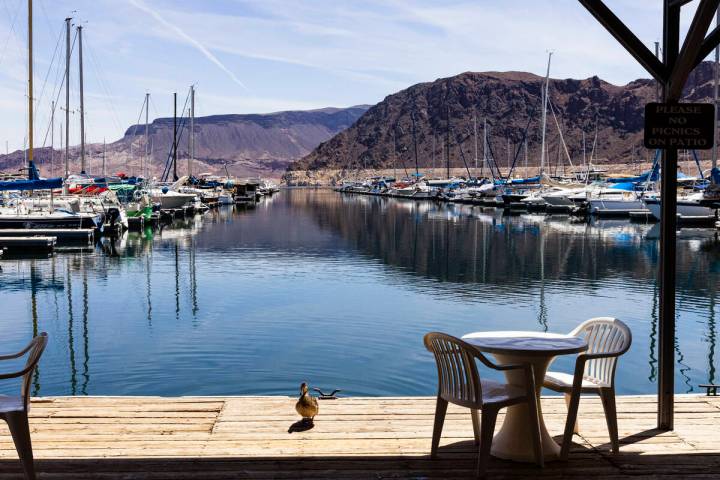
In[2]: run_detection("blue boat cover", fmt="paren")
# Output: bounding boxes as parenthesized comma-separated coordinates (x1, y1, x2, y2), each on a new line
(712, 167, 720, 185)
(0, 178, 63, 191)
(608, 182, 636, 191)
(507, 176, 541, 185)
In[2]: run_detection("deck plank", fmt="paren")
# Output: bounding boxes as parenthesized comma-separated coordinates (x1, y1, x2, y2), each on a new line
(0, 395, 715, 478)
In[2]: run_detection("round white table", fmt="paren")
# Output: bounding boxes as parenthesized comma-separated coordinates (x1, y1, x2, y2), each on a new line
(461, 331, 588, 462)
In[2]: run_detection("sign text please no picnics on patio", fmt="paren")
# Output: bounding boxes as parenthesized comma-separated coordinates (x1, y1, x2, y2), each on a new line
(644, 102, 715, 149)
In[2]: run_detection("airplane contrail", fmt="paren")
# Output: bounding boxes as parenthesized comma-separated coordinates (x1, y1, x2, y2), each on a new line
(129, 0, 247, 90)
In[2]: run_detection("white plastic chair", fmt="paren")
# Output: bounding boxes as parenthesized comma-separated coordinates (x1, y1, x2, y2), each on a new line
(424, 332, 543, 478)
(0, 333, 48, 480)
(543, 318, 631, 460)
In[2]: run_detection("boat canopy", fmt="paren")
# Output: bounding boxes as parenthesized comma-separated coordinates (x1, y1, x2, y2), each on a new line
(608, 182, 636, 191)
(0, 178, 63, 191)
(711, 167, 720, 185)
(507, 175, 541, 185)
(108, 184, 137, 192)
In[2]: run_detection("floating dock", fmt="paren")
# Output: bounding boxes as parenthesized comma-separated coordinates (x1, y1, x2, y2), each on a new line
(0, 228, 94, 243)
(0, 395, 716, 479)
(0, 236, 55, 253)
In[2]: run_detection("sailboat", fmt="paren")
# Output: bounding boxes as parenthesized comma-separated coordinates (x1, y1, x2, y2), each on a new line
(0, 2, 104, 230)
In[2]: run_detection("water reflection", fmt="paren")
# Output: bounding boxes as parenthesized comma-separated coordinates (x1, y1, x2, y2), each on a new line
(1, 190, 719, 397)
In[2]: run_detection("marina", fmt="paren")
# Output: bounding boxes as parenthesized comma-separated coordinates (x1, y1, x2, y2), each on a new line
(3, 1, 720, 478)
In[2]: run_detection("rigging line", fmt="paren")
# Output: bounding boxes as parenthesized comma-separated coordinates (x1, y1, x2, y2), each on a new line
(547, 98, 574, 169)
(37, 0, 55, 42)
(39, 33, 77, 149)
(126, 95, 147, 164)
(482, 125, 502, 179)
(161, 90, 191, 181)
(455, 134, 473, 178)
(148, 95, 160, 118)
(83, 33, 123, 133)
(506, 95, 540, 179)
(129, 95, 148, 138)
(34, 27, 64, 131)
(0, 0, 22, 70)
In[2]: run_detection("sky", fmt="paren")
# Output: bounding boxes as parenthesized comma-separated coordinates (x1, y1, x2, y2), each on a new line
(0, 0, 709, 151)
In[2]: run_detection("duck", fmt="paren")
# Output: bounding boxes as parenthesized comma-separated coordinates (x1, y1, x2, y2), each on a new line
(295, 382, 319, 422)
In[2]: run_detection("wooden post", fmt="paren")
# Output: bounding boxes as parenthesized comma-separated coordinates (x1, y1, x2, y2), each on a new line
(658, 1, 680, 431)
(578, 0, 720, 431)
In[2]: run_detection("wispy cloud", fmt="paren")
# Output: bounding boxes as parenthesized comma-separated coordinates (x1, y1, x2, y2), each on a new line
(128, 0, 247, 90)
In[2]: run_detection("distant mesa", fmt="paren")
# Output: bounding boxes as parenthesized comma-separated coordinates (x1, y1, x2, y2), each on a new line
(0, 105, 370, 179)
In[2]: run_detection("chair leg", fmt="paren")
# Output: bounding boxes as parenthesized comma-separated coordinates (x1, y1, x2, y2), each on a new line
(471, 409, 480, 446)
(526, 394, 544, 468)
(477, 407, 498, 479)
(4, 412, 36, 480)
(564, 392, 579, 433)
(599, 388, 619, 454)
(560, 390, 582, 462)
(431, 396, 448, 459)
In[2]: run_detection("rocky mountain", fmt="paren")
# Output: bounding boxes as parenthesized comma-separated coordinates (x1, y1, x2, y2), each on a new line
(288, 62, 719, 176)
(0, 105, 369, 179)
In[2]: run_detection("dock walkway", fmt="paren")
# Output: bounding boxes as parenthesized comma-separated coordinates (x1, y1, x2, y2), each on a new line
(0, 395, 718, 478)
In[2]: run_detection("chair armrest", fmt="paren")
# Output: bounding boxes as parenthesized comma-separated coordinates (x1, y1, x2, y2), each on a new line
(0, 363, 37, 380)
(0, 343, 35, 361)
(578, 351, 625, 361)
(471, 351, 534, 375)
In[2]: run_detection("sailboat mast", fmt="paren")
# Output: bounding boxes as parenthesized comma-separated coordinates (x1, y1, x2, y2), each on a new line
(473, 109, 478, 175)
(392, 129, 397, 179)
(445, 105, 450, 178)
(144, 92, 149, 180)
(173, 92, 178, 181)
(27, 0, 33, 169)
(189, 85, 194, 177)
(506, 137, 511, 176)
(102, 138, 105, 176)
(483, 118, 487, 178)
(432, 132, 436, 176)
(411, 111, 418, 176)
(539, 51, 552, 175)
(78, 25, 85, 174)
(50, 100, 54, 176)
(64, 17, 71, 184)
(713, 9, 719, 170)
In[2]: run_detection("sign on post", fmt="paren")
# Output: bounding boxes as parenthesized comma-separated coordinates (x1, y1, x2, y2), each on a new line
(644, 103, 715, 149)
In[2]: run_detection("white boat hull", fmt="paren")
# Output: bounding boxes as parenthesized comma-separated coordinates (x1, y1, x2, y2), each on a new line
(150, 191, 196, 209)
(588, 197, 647, 216)
(644, 198, 716, 221)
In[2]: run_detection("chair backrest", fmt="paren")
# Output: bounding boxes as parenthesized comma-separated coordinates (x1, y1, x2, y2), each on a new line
(424, 332, 482, 408)
(21, 333, 48, 410)
(570, 318, 631, 387)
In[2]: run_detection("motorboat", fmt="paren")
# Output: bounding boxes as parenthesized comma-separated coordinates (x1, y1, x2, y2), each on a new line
(644, 192, 717, 223)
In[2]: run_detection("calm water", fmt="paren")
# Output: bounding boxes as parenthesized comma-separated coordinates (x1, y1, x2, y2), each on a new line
(2, 189, 720, 397)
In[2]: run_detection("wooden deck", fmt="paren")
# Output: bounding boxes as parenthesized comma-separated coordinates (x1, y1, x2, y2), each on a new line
(0, 395, 718, 478)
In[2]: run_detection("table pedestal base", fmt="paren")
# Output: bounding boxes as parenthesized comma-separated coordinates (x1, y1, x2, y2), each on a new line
(490, 353, 561, 462)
